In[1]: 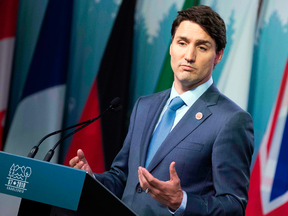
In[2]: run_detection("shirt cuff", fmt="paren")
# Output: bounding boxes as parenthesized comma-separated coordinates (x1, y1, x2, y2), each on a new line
(168, 190, 187, 215)
(91, 173, 97, 180)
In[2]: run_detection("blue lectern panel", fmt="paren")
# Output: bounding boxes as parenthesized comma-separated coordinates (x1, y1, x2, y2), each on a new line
(0, 151, 86, 211)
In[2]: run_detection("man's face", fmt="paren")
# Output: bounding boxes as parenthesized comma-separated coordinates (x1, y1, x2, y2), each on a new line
(170, 20, 223, 94)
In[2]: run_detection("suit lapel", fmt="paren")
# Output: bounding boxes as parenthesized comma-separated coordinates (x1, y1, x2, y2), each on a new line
(139, 90, 170, 167)
(146, 84, 220, 172)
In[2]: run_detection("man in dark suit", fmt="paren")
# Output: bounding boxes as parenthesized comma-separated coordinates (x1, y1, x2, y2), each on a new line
(70, 5, 254, 215)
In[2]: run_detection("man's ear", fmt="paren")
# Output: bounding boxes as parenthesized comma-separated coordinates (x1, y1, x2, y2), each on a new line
(214, 49, 224, 66)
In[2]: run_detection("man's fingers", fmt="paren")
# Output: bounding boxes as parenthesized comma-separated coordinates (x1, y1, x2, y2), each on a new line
(69, 156, 79, 167)
(69, 149, 93, 175)
(138, 167, 155, 194)
(140, 167, 155, 183)
(139, 167, 162, 189)
(69, 149, 87, 168)
(74, 160, 84, 169)
(138, 164, 183, 210)
(138, 167, 148, 188)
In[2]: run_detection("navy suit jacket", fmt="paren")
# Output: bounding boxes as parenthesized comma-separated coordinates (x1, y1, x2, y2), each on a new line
(95, 84, 254, 216)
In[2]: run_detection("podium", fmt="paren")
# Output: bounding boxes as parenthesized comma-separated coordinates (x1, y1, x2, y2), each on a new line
(0, 151, 137, 216)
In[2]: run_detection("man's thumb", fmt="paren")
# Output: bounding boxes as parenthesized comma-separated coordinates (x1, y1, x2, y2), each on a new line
(77, 149, 87, 162)
(169, 162, 179, 181)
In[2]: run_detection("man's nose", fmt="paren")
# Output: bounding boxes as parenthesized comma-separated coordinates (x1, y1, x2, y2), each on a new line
(184, 46, 196, 63)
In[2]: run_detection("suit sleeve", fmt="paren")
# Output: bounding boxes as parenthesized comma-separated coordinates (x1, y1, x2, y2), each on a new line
(94, 97, 141, 199)
(184, 110, 254, 216)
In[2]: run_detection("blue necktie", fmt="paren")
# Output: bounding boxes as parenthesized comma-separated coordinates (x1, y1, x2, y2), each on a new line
(145, 96, 185, 168)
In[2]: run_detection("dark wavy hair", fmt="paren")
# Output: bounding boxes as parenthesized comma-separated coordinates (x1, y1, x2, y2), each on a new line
(171, 5, 226, 53)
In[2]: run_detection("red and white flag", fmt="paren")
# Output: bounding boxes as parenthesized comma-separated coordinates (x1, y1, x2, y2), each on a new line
(0, 0, 19, 150)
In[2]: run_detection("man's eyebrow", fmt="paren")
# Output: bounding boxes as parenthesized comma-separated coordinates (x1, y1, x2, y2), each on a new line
(195, 40, 212, 46)
(177, 36, 190, 42)
(176, 37, 212, 46)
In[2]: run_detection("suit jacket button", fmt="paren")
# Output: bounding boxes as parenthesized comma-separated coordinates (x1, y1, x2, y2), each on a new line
(136, 185, 143, 193)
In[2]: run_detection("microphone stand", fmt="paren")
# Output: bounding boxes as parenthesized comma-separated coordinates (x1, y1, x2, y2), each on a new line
(27, 118, 94, 158)
(43, 100, 122, 162)
(27, 97, 122, 160)
(43, 112, 104, 162)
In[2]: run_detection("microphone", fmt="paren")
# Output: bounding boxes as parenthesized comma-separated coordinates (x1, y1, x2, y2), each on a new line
(27, 97, 122, 159)
(27, 119, 92, 158)
(43, 97, 122, 162)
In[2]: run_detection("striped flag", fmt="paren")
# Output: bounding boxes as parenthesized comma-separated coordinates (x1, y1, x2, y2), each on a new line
(129, 0, 186, 108)
(246, 57, 288, 215)
(64, 79, 105, 172)
(4, 0, 73, 162)
(58, 0, 122, 165)
(63, 0, 136, 171)
(201, 0, 259, 111)
(215, 0, 258, 110)
(0, 0, 19, 150)
(155, 0, 198, 93)
(0, 1, 21, 215)
(246, 1, 288, 214)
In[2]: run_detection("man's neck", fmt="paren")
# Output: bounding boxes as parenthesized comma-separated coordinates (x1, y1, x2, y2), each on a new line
(174, 77, 213, 95)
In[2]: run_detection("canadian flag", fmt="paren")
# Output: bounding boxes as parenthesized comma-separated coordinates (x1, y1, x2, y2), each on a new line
(0, 0, 19, 150)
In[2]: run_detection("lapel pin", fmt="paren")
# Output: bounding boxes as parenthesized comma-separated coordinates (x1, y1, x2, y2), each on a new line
(195, 112, 203, 120)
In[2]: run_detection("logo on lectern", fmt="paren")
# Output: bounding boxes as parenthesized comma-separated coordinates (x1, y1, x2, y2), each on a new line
(5, 164, 32, 193)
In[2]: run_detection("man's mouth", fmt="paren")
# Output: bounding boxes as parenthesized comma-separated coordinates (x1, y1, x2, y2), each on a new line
(180, 64, 196, 71)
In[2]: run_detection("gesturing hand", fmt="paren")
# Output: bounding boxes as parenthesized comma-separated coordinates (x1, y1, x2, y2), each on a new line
(138, 162, 183, 211)
(69, 149, 93, 176)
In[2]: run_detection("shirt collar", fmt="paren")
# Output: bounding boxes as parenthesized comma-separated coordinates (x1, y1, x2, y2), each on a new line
(169, 77, 213, 108)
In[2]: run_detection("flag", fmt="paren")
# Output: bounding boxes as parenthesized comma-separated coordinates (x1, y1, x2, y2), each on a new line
(155, 0, 198, 93)
(58, 0, 122, 164)
(4, 0, 73, 162)
(0, 1, 21, 215)
(64, 0, 136, 171)
(246, 57, 288, 215)
(64, 79, 105, 172)
(201, 0, 259, 111)
(246, 0, 288, 213)
(0, 0, 19, 150)
(129, 0, 187, 108)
